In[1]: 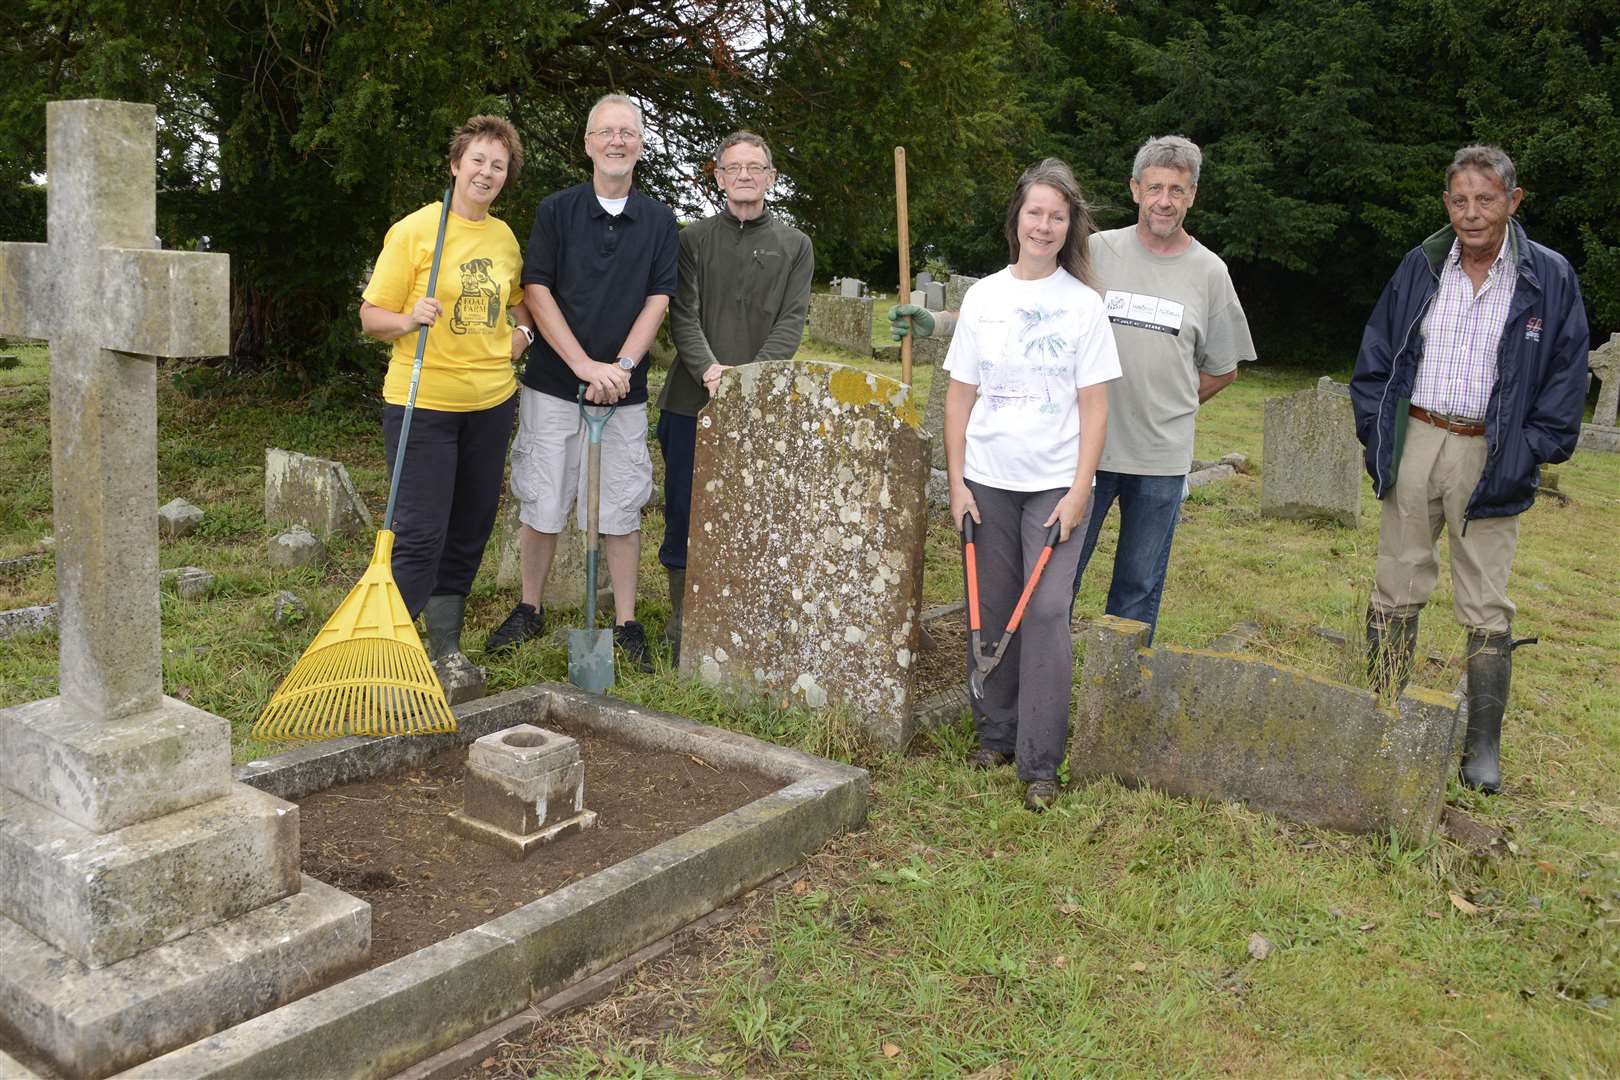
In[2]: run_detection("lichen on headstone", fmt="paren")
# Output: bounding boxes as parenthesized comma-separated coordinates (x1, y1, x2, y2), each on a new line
(681, 360, 929, 748)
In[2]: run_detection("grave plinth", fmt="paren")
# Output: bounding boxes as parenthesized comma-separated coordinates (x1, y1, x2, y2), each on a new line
(1073, 616, 1464, 843)
(681, 361, 928, 748)
(449, 724, 596, 857)
(0, 100, 368, 1080)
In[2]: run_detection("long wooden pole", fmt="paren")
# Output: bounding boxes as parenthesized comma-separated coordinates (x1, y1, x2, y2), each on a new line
(894, 145, 912, 388)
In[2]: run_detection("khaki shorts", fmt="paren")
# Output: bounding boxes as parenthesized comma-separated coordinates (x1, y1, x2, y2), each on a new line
(509, 388, 653, 536)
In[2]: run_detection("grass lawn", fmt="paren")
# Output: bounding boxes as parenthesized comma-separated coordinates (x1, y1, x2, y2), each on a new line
(1, 333, 1616, 1077)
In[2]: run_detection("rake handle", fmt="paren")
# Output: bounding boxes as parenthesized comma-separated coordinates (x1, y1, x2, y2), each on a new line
(383, 187, 453, 533)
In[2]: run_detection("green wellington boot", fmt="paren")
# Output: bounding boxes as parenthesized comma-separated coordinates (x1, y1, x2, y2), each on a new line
(1460, 630, 1514, 794)
(1366, 606, 1420, 697)
(422, 593, 467, 663)
(666, 567, 686, 663)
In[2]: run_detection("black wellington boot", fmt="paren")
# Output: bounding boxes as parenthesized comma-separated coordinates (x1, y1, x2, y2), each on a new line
(1366, 606, 1420, 697)
(1460, 630, 1513, 794)
(665, 567, 686, 663)
(423, 593, 466, 663)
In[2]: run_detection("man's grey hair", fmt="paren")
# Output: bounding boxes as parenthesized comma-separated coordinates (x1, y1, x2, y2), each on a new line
(1132, 135, 1202, 185)
(715, 130, 772, 169)
(1447, 144, 1517, 193)
(586, 93, 643, 136)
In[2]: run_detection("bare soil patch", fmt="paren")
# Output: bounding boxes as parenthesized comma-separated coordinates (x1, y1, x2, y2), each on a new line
(297, 720, 782, 968)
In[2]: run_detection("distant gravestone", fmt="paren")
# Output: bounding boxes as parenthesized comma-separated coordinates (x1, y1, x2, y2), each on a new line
(807, 292, 875, 357)
(945, 273, 981, 312)
(1260, 377, 1362, 527)
(1590, 333, 1619, 427)
(924, 280, 946, 311)
(838, 276, 865, 299)
(681, 361, 929, 748)
(914, 270, 933, 289)
(264, 447, 373, 542)
(909, 288, 926, 308)
(1074, 617, 1464, 843)
(0, 100, 367, 1079)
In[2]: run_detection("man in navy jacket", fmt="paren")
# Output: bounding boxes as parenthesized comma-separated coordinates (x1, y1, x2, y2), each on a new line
(1351, 144, 1589, 794)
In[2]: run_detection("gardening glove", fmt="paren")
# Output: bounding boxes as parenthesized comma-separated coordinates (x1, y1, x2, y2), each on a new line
(887, 303, 936, 341)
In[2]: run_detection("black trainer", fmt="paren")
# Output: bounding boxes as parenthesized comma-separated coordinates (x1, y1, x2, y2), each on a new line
(613, 619, 656, 674)
(484, 602, 544, 655)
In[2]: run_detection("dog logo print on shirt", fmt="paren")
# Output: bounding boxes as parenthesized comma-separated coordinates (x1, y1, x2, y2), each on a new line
(450, 258, 503, 335)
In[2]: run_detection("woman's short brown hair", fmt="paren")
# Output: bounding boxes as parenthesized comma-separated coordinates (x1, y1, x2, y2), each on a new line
(448, 115, 523, 179)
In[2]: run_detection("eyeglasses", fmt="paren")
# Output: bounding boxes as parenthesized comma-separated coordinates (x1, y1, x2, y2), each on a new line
(716, 163, 773, 177)
(587, 128, 642, 143)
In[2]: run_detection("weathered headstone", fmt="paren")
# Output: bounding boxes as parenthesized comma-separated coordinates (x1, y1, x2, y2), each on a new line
(914, 270, 933, 289)
(921, 320, 959, 467)
(909, 288, 926, 307)
(157, 496, 203, 538)
(268, 523, 325, 570)
(1260, 377, 1362, 527)
(1590, 333, 1619, 427)
(807, 292, 875, 357)
(945, 273, 982, 312)
(924, 280, 946, 311)
(1074, 616, 1464, 843)
(681, 361, 929, 748)
(838, 276, 865, 299)
(490, 497, 613, 610)
(0, 100, 368, 1079)
(166, 564, 215, 600)
(264, 446, 373, 541)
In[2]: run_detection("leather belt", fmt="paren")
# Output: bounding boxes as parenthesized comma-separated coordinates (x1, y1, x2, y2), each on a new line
(1409, 404, 1485, 437)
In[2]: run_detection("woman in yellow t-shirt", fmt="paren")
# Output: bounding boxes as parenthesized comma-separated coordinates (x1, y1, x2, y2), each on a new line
(359, 114, 534, 664)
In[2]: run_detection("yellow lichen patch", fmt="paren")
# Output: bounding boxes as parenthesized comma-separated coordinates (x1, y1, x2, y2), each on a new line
(827, 367, 921, 429)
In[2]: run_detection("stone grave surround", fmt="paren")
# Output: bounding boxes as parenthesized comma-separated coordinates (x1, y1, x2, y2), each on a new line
(0, 99, 368, 1080)
(807, 291, 875, 357)
(1260, 376, 1363, 527)
(681, 360, 929, 749)
(1074, 616, 1465, 843)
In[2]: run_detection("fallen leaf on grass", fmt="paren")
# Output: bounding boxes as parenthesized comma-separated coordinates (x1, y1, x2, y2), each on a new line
(792, 878, 809, 895)
(1358, 922, 1377, 932)
(1131, 961, 1148, 973)
(965, 1065, 1013, 1080)
(882, 1042, 902, 1058)
(480, 1056, 496, 1069)
(1051, 955, 1068, 969)
(1424, 910, 1442, 919)
(1536, 860, 1557, 874)
(1449, 892, 1480, 916)
(1247, 932, 1274, 960)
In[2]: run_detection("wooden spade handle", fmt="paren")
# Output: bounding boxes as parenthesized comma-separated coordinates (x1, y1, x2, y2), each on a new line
(895, 145, 912, 388)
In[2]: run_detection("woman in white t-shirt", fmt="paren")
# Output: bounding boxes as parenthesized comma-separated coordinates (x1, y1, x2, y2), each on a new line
(942, 158, 1121, 811)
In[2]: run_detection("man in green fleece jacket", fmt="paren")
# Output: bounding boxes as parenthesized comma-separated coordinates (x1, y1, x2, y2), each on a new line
(657, 130, 815, 659)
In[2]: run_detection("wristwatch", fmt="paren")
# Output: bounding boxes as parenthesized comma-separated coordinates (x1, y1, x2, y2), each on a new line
(616, 356, 636, 372)
(515, 324, 535, 349)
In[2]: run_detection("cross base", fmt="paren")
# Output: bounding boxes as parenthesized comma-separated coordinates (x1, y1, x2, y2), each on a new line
(0, 876, 369, 1080)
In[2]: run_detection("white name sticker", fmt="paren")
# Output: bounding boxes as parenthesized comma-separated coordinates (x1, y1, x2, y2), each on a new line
(1104, 290, 1184, 336)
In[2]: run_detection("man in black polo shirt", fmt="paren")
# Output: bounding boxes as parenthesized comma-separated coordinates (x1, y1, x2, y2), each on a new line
(484, 93, 679, 670)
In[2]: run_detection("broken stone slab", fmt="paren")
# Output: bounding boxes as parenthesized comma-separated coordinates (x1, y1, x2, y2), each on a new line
(0, 551, 51, 575)
(1578, 423, 1619, 454)
(265, 447, 374, 542)
(0, 352, 19, 370)
(271, 590, 308, 625)
(161, 564, 215, 599)
(1186, 462, 1236, 490)
(1074, 615, 1464, 843)
(268, 524, 325, 570)
(682, 361, 929, 749)
(1261, 377, 1362, 527)
(926, 467, 951, 511)
(1191, 452, 1248, 472)
(157, 496, 203, 539)
(0, 875, 368, 1080)
(434, 651, 488, 707)
(0, 603, 57, 638)
(806, 293, 875, 357)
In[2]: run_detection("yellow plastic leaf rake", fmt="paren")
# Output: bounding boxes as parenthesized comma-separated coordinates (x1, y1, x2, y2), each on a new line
(254, 188, 457, 742)
(252, 531, 456, 740)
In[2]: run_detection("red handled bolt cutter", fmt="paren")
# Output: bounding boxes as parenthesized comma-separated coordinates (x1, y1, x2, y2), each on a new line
(962, 515, 1064, 699)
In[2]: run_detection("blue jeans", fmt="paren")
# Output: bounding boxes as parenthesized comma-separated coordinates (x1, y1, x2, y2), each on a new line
(1071, 470, 1186, 643)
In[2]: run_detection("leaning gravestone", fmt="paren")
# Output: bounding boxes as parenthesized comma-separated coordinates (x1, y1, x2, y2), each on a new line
(682, 361, 929, 748)
(1260, 377, 1362, 527)
(265, 446, 374, 541)
(945, 273, 981, 312)
(921, 319, 959, 468)
(1075, 616, 1464, 843)
(807, 291, 875, 357)
(1581, 332, 1620, 454)
(0, 100, 368, 1079)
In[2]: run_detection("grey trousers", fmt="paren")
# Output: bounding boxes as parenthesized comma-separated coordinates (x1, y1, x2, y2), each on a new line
(963, 480, 1090, 781)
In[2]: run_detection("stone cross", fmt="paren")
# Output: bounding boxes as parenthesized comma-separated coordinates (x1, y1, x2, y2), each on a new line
(1589, 332, 1619, 428)
(0, 100, 228, 721)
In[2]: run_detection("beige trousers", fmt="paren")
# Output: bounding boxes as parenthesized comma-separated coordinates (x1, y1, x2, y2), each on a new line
(1371, 418, 1520, 634)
